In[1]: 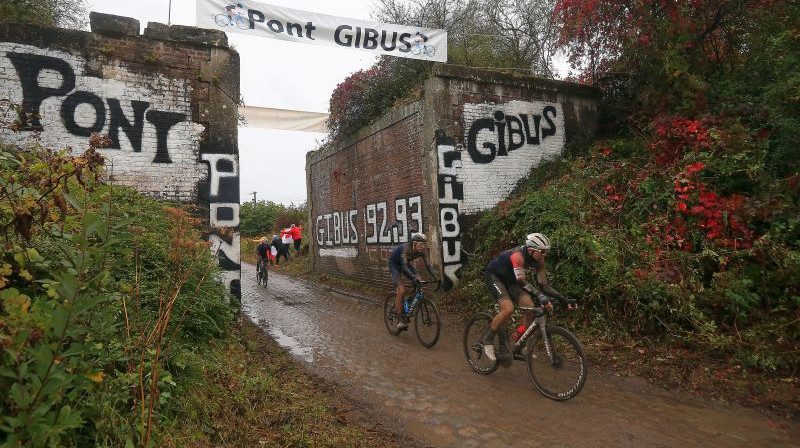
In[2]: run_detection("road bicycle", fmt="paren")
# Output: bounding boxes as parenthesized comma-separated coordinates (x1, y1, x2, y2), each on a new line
(410, 41, 436, 57)
(383, 280, 441, 348)
(463, 296, 587, 400)
(214, 13, 249, 30)
(256, 258, 268, 288)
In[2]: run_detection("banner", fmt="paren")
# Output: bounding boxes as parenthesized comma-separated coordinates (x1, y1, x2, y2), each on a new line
(196, 0, 448, 62)
(240, 106, 328, 132)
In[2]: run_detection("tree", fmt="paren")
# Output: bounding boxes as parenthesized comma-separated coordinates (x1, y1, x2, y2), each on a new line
(239, 200, 281, 237)
(0, 0, 89, 30)
(239, 201, 307, 237)
(552, 0, 782, 107)
(326, 0, 563, 143)
(373, 0, 559, 75)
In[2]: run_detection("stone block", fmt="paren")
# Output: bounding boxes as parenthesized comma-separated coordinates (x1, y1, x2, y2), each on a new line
(90, 12, 140, 36)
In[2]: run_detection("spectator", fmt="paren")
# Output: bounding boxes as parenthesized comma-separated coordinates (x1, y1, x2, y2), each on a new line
(269, 243, 277, 265)
(272, 233, 289, 264)
(289, 223, 303, 253)
(280, 228, 293, 257)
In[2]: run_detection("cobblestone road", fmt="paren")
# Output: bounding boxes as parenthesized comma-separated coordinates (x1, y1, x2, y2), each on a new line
(242, 263, 799, 448)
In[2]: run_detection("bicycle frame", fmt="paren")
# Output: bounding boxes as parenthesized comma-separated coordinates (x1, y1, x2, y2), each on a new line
(465, 299, 587, 400)
(510, 308, 553, 361)
(404, 284, 425, 316)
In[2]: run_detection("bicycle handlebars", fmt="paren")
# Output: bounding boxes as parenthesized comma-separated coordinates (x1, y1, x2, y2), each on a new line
(409, 279, 442, 293)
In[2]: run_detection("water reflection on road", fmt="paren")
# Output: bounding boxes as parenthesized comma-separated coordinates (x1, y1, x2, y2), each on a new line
(242, 263, 799, 448)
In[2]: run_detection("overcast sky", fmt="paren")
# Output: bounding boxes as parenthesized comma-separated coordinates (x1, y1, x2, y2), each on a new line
(89, 0, 380, 205)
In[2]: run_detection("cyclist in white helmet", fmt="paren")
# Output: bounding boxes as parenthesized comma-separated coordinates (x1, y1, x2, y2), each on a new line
(480, 233, 576, 365)
(388, 232, 439, 331)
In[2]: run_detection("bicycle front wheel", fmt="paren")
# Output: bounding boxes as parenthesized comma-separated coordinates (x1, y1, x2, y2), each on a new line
(463, 312, 499, 375)
(263, 263, 268, 287)
(383, 293, 402, 336)
(526, 325, 587, 400)
(235, 15, 250, 30)
(414, 298, 440, 348)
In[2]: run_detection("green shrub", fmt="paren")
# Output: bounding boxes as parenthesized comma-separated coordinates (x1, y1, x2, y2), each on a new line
(0, 138, 233, 446)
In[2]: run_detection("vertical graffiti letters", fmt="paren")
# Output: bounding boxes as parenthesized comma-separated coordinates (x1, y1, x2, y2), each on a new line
(435, 130, 464, 290)
(202, 153, 241, 297)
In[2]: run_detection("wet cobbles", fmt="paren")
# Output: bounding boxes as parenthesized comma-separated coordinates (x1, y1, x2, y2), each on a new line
(242, 264, 800, 448)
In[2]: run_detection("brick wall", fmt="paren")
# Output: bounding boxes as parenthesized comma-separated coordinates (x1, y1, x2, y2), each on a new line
(0, 14, 242, 297)
(425, 66, 601, 289)
(307, 102, 429, 290)
(308, 65, 601, 291)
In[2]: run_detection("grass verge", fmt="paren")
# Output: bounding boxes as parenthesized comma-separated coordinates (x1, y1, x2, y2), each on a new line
(161, 317, 420, 447)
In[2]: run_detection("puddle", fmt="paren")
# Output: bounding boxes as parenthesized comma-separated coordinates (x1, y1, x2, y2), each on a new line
(265, 326, 314, 363)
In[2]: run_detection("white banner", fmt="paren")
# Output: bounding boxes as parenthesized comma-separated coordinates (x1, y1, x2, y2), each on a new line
(196, 0, 448, 62)
(240, 106, 328, 132)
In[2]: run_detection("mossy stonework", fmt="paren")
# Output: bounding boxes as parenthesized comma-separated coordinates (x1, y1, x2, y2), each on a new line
(0, 13, 241, 297)
(306, 65, 601, 290)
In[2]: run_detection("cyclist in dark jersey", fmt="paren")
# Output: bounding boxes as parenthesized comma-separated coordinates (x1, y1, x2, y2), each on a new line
(255, 237, 271, 274)
(388, 232, 439, 331)
(481, 233, 576, 364)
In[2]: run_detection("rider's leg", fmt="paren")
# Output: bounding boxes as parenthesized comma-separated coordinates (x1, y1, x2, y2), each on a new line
(394, 283, 405, 316)
(518, 292, 534, 328)
(484, 273, 512, 337)
(490, 299, 514, 332)
(389, 264, 408, 330)
(481, 274, 511, 360)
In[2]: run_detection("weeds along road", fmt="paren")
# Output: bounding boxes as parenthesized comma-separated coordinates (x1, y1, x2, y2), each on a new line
(241, 263, 799, 448)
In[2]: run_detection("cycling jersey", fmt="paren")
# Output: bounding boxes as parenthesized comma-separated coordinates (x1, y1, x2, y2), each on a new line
(256, 242, 271, 258)
(486, 246, 538, 286)
(389, 242, 436, 280)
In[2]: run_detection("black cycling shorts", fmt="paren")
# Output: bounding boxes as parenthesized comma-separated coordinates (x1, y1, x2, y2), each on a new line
(485, 273, 531, 305)
(389, 262, 415, 286)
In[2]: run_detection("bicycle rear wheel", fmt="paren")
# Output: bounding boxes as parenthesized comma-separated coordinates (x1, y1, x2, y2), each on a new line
(526, 325, 587, 400)
(463, 312, 499, 375)
(383, 293, 402, 336)
(214, 14, 229, 27)
(414, 298, 440, 348)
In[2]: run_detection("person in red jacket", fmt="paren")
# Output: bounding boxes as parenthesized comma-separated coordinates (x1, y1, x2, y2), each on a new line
(289, 223, 303, 253)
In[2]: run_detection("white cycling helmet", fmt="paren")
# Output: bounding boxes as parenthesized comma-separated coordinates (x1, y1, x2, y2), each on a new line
(411, 232, 428, 243)
(525, 233, 551, 250)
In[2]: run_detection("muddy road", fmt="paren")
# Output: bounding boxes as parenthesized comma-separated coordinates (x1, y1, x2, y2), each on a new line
(242, 264, 799, 448)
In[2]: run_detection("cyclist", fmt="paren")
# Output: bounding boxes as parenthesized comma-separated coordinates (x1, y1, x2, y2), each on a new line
(255, 237, 271, 275)
(388, 232, 439, 331)
(225, 3, 244, 19)
(480, 233, 576, 364)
